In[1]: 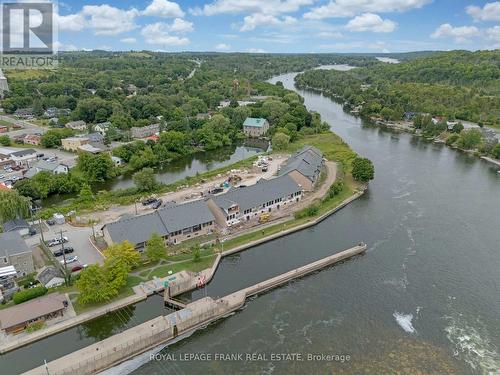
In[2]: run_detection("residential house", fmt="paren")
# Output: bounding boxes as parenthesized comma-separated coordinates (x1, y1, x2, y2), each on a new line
(0, 153, 14, 169)
(24, 160, 69, 178)
(14, 108, 34, 119)
(131, 124, 160, 139)
(0, 232, 34, 277)
(61, 137, 89, 152)
(37, 266, 64, 288)
(2, 219, 33, 237)
(0, 293, 67, 334)
(87, 132, 104, 144)
(0, 265, 19, 302)
(102, 200, 216, 248)
(23, 134, 42, 146)
(218, 100, 231, 109)
(10, 149, 37, 167)
(93, 122, 111, 136)
(243, 117, 269, 138)
(65, 120, 87, 131)
(0, 125, 8, 133)
(77, 144, 103, 154)
(277, 146, 324, 191)
(207, 174, 303, 227)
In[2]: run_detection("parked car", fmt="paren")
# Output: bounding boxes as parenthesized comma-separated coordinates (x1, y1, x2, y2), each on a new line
(36, 153, 44, 158)
(52, 247, 74, 257)
(142, 197, 156, 206)
(48, 236, 68, 247)
(60, 256, 78, 265)
(70, 264, 83, 273)
(28, 227, 37, 236)
(46, 219, 56, 226)
(0, 174, 4, 179)
(151, 199, 163, 209)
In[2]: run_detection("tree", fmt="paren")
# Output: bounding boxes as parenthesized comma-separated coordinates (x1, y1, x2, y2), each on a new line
(0, 135, 10, 146)
(78, 183, 94, 202)
(491, 143, 500, 159)
(352, 157, 375, 182)
(0, 189, 30, 224)
(104, 240, 140, 269)
(76, 264, 117, 305)
(145, 232, 166, 261)
(133, 168, 158, 192)
(457, 129, 483, 150)
(272, 132, 290, 151)
(451, 123, 464, 133)
(192, 244, 201, 262)
(76, 152, 115, 182)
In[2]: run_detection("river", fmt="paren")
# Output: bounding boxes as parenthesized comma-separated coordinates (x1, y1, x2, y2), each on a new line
(2, 68, 499, 374)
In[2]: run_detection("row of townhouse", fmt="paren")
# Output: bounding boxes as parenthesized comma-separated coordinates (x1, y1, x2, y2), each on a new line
(101, 146, 325, 249)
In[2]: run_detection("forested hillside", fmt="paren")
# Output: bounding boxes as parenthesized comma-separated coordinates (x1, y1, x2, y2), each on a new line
(295, 50, 500, 126)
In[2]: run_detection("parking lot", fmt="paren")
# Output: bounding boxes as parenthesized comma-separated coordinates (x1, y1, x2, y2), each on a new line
(25, 221, 104, 269)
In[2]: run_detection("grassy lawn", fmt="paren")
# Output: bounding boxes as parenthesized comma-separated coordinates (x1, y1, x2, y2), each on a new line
(148, 255, 217, 279)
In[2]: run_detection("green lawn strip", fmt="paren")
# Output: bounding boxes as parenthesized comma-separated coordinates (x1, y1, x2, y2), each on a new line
(148, 255, 217, 279)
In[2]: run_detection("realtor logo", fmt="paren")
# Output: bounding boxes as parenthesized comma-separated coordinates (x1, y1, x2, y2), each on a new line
(1, 2, 58, 69)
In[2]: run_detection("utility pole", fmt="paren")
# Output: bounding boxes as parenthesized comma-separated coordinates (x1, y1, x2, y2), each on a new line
(58, 229, 70, 286)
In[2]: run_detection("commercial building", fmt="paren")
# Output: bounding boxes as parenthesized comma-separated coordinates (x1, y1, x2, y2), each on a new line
(277, 146, 324, 191)
(61, 137, 89, 152)
(102, 200, 216, 248)
(243, 117, 269, 138)
(0, 232, 34, 277)
(0, 293, 68, 334)
(207, 174, 303, 226)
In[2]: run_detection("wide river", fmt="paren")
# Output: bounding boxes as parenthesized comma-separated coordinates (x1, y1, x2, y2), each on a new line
(2, 69, 499, 374)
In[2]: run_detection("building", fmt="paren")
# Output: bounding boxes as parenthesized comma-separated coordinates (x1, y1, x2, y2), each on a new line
(2, 219, 33, 237)
(14, 108, 34, 120)
(277, 146, 324, 191)
(78, 144, 103, 154)
(102, 200, 216, 248)
(61, 137, 89, 152)
(0, 266, 19, 302)
(65, 120, 87, 131)
(24, 160, 69, 178)
(0, 293, 67, 334)
(87, 132, 104, 144)
(10, 149, 37, 167)
(207, 174, 303, 227)
(0, 153, 14, 169)
(131, 124, 160, 139)
(218, 99, 231, 109)
(93, 122, 111, 136)
(0, 232, 34, 277)
(37, 266, 64, 288)
(0, 125, 8, 133)
(243, 117, 269, 138)
(23, 134, 42, 146)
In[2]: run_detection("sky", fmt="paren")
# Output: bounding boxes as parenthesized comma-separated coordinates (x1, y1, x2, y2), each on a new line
(48, 0, 500, 52)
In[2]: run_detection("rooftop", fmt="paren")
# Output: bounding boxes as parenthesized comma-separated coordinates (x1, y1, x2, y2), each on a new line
(0, 232, 31, 257)
(11, 149, 36, 157)
(277, 145, 324, 183)
(243, 117, 268, 128)
(2, 219, 30, 232)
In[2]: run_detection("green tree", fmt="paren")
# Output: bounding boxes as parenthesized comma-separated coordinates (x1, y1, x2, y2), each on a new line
(457, 129, 483, 150)
(192, 244, 201, 262)
(272, 132, 290, 151)
(132, 168, 158, 192)
(0, 135, 10, 146)
(0, 189, 30, 224)
(76, 264, 117, 305)
(76, 152, 115, 182)
(78, 183, 94, 202)
(491, 143, 500, 159)
(451, 123, 464, 133)
(104, 240, 140, 269)
(145, 232, 166, 261)
(352, 157, 375, 182)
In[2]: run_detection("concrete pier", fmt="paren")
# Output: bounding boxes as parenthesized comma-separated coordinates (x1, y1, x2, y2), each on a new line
(24, 243, 366, 375)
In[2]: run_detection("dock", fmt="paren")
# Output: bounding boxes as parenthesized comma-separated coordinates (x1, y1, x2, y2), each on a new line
(24, 243, 366, 375)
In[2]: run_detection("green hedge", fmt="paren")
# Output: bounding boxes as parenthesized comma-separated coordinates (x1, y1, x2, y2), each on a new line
(13, 286, 48, 304)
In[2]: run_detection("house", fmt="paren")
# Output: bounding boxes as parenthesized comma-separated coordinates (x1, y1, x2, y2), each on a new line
(218, 100, 231, 109)
(0, 232, 34, 277)
(237, 100, 257, 107)
(0, 265, 19, 302)
(131, 124, 160, 139)
(65, 120, 87, 131)
(277, 146, 324, 191)
(24, 160, 69, 178)
(37, 266, 64, 288)
(0, 293, 67, 334)
(207, 174, 303, 227)
(2, 219, 33, 237)
(12, 134, 27, 143)
(61, 137, 89, 152)
(10, 149, 37, 167)
(243, 117, 269, 138)
(0, 153, 14, 169)
(195, 113, 211, 120)
(87, 132, 104, 144)
(14, 108, 34, 119)
(102, 200, 216, 248)
(93, 122, 111, 136)
(78, 144, 103, 154)
(0, 125, 8, 133)
(23, 134, 42, 146)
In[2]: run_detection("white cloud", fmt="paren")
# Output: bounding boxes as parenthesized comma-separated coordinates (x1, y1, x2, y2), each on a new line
(486, 25, 500, 41)
(141, 22, 190, 45)
(431, 23, 480, 43)
(247, 47, 266, 53)
(54, 41, 78, 51)
(56, 13, 86, 32)
(466, 2, 500, 22)
(121, 37, 137, 43)
(240, 14, 297, 31)
(304, 0, 431, 19)
(81, 5, 139, 35)
(168, 18, 194, 33)
(191, 0, 313, 16)
(316, 31, 343, 39)
(215, 43, 231, 50)
(143, 0, 185, 18)
(345, 13, 397, 33)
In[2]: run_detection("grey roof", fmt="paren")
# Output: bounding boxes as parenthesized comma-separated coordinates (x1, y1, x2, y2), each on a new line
(37, 266, 63, 285)
(11, 149, 36, 157)
(103, 200, 215, 246)
(87, 132, 104, 142)
(0, 232, 31, 257)
(277, 145, 324, 183)
(2, 219, 30, 232)
(214, 174, 301, 213)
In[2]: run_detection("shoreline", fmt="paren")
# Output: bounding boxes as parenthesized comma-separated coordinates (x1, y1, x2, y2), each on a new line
(0, 181, 366, 354)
